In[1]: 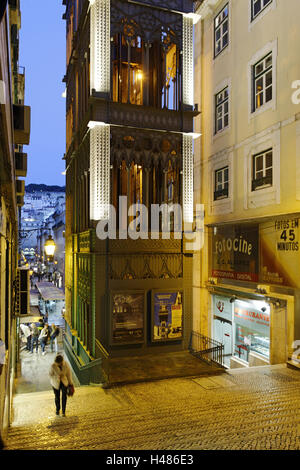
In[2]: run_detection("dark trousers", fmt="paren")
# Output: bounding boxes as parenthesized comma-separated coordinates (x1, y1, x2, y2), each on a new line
(26, 335, 32, 350)
(53, 382, 67, 414)
(31, 336, 39, 352)
(40, 338, 47, 352)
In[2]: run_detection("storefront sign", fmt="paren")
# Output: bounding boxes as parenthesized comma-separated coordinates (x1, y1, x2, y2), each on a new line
(153, 291, 183, 341)
(234, 301, 270, 337)
(111, 292, 144, 345)
(260, 218, 300, 288)
(213, 295, 232, 322)
(212, 224, 259, 282)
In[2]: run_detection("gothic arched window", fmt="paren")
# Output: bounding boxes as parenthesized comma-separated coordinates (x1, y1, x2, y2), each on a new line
(111, 21, 181, 110)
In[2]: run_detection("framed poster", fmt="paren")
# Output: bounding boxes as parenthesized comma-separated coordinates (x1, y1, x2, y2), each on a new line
(152, 291, 183, 342)
(111, 291, 145, 345)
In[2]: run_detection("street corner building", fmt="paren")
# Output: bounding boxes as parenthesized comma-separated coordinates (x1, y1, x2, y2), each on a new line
(62, 0, 200, 385)
(0, 0, 30, 440)
(193, 0, 300, 370)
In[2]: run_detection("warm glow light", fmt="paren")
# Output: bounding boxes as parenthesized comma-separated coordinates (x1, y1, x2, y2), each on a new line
(136, 71, 143, 81)
(44, 235, 56, 258)
(184, 13, 201, 24)
(185, 132, 202, 139)
(88, 121, 106, 129)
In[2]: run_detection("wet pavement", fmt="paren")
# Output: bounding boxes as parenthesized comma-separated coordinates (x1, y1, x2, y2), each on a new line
(5, 364, 300, 450)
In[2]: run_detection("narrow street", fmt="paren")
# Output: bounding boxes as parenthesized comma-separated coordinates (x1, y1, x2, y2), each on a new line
(5, 364, 300, 450)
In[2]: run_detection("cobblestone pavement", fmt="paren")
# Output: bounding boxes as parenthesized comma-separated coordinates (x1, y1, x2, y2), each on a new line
(5, 364, 300, 450)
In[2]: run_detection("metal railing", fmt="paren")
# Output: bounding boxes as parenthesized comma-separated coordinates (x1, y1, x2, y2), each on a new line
(189, 331, 224, 367)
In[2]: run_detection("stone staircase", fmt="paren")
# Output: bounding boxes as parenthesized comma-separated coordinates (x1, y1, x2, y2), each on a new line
(5, 365, 300, 450)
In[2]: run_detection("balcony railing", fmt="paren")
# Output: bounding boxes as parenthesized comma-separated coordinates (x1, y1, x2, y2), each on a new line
(214, 187, 229, 200)
(15, 152, 27, 177)
(189, 331, 224, 367)
(13, 104, 31, 145)
(252, 175, 272, 191)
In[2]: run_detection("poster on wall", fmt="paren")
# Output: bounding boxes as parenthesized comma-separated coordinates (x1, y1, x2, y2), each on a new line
(111, 292, 145, 345)
(152, 291, 183, 342)
(260, 218, 300, 288)
(212, 224, 259, 282)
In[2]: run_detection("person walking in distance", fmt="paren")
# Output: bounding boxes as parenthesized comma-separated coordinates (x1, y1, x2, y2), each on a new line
(50, 324, 60, 353)
(31, 323, 39, 353)
(39, 324, 49, 356)
(20, 323, 32, 351)
(49, 355, 74, 417)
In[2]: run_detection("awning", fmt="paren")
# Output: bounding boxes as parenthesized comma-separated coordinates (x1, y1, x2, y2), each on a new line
(36, 282, 65, 301)
(19, 315, 41, 324)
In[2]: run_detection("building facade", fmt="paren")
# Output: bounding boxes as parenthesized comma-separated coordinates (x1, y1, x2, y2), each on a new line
(194, 0, 300, 368)
(63, 0, 199, 383)
(0, 0, 30, 438)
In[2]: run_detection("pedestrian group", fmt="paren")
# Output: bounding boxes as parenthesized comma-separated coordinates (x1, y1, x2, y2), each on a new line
(20, 321, 60, 355)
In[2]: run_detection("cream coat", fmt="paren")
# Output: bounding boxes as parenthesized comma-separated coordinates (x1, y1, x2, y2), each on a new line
(49, 360, 73, 390)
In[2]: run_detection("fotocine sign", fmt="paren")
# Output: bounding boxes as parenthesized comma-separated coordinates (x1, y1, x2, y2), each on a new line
(212, 224, 259, 282)
(95, 197, 204, 251)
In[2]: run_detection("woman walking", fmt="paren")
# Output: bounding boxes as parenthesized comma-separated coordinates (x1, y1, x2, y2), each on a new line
(49, 355, 74, 417)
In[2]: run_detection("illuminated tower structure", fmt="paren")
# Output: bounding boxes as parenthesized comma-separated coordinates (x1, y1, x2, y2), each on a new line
(63, 0, 199, 384)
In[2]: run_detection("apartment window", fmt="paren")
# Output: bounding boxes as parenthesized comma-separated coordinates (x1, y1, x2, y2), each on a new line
(214, 4, 229, 57)
(253, 52, 272, 112)
(214, 166, 229, 200)
(215, 87, 229, 133)
(251, 0, 272, 21)
(252, 149, 272, 190)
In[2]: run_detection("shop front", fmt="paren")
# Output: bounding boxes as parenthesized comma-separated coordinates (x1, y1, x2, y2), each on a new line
(212, 294, 270, 368)
(208, 220, 297, 369)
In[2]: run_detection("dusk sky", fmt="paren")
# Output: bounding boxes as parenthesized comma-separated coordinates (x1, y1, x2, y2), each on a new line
(20, 1, 66, 187)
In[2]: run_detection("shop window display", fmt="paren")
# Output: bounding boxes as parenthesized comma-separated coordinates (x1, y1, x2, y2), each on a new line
(233, 300, 270, 362)
(212, 295, 270, 367)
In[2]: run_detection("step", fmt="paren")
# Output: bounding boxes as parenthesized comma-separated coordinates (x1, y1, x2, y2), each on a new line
(287, 360, 300, 371)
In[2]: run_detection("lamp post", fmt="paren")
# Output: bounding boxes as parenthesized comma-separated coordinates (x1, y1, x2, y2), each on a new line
(44, 235, 56, 262)
(44, 235, 56, 283)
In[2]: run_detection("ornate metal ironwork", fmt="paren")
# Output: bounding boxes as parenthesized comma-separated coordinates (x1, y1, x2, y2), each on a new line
(111, 0, 183, 47)
(110, 126, 182, 171)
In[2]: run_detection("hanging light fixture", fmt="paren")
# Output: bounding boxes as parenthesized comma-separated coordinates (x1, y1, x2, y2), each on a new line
(44, 235, 56, 260)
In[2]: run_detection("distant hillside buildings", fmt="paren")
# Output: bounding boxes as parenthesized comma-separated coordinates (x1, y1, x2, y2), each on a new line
(20, 184, 65, 251)
(20, 185, 66, 286)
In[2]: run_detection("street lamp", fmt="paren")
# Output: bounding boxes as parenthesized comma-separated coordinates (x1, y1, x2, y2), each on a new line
(44, 235, 56, 262)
